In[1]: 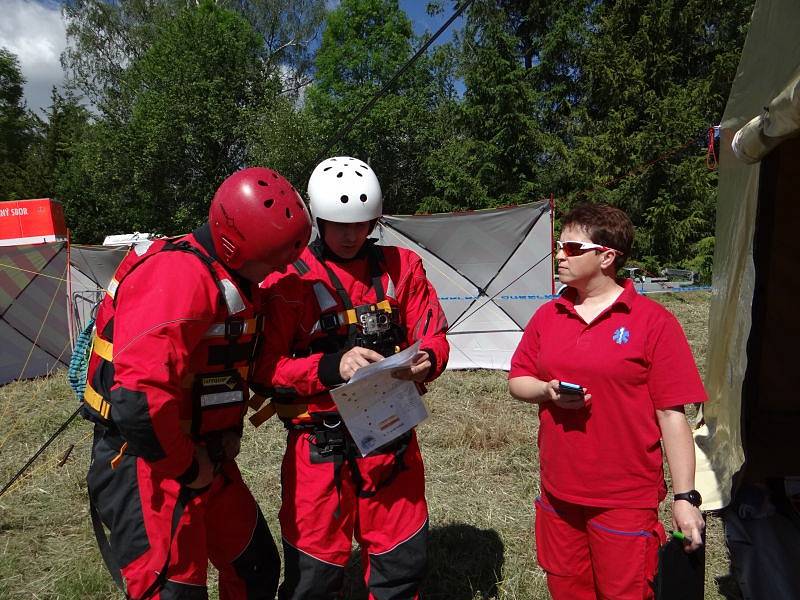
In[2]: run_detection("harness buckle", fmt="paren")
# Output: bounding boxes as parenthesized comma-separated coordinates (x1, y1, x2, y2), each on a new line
(319, 312, 339, 332)
(313, 418, 346, 457)
(224, 317, 245, 340)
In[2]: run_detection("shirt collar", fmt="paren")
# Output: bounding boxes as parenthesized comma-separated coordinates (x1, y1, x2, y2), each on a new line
(555, 278, 638, 314)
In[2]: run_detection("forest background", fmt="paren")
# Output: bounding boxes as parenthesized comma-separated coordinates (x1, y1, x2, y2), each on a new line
(0, 0, 754, 280)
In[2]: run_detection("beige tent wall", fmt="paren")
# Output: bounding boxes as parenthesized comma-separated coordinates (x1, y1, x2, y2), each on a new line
(695, 0, 800, 509)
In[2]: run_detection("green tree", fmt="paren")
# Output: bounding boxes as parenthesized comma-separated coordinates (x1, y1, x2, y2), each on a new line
(424, 0, 592, 211)
(558, 0, 753, 269)
(305, 0, 448, 214)
(0, 48, 33, 200)
(16, 89, 92, 201)
(62, 0, 326, 113)
(61, 1, 280, 241)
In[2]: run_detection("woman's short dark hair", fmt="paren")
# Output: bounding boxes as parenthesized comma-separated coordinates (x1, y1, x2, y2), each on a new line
(561, 203, 634, 270)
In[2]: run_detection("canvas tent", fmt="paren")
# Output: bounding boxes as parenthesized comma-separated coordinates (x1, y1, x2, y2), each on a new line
(0, 242, 126, 385)
(0, 202, 553, 384)
(694, 0, 800, 596)
(0, 242, 72, 382)
(376, 200, 554, 370)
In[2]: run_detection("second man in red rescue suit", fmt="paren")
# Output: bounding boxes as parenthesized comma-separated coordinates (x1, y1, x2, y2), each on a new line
(83, 167, 312, 599)
(258, 156, 450, 599)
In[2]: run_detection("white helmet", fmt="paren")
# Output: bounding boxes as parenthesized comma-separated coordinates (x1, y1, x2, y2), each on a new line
(307, 156, 382, 223)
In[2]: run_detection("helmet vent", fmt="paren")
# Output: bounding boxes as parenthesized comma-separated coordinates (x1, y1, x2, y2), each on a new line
(324, 166, 332, 171)
(258, 180, 268, 186)
(340, 195, 349, 203)
(264, 199, 274, 208)
(360, 194, 367, 202)
(355, 171, 363, 177)
(285, 208, 292, 219)
(337, 172, 343, 178)
(360, 164, 368, 170)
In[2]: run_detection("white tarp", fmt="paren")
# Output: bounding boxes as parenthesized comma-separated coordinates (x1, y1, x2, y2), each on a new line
(376, 200, 554, 370)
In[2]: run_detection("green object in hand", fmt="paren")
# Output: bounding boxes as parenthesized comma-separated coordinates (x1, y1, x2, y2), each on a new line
(669, 530, 691, 543)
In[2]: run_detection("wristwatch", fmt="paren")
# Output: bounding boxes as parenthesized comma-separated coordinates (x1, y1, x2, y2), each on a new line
(673, 489, 702, 507)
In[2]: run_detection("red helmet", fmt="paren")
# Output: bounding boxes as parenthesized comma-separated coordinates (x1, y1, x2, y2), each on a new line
(209, 167, 312, 270)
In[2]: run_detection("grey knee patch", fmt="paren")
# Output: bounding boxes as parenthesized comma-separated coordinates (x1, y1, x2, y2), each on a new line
(160, 579, 208, 599)
(231, 509, 280, 599)
(368, 520, 428, 600)
(278, 539, 345, 600)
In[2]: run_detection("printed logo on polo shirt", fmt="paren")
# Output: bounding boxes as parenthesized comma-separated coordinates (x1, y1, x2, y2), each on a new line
(612, 327, 630, 345)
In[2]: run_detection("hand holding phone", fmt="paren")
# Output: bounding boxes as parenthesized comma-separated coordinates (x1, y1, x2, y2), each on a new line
(558, 381, 584, 395)
(553, 380, 591, 410)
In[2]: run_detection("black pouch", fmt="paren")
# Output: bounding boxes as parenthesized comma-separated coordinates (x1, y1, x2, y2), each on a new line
(654, 537, 705, 599)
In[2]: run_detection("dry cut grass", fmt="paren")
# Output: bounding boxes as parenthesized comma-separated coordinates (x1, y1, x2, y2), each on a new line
(0, 291, 736, 599)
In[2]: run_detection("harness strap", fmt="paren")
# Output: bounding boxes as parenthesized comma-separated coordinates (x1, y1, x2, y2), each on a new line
(302, 421, 411, 504)
(367, 244, 386, 303)
(311, 299, 394, 334)
(84, 383, 112, 420)
(304, 241, 398, 354)
(92, 335, 113, 362)
(293, 258, 310, 275)
(90, 498, 126, 594)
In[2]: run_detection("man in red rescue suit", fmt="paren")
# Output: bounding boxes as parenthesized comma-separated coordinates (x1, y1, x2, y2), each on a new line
(83, 167, 312, 600)
(256, 156, 449, 600)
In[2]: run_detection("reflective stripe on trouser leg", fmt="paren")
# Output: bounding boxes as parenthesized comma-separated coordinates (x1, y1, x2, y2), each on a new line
(586, 508, 664, 600)
(535, 488, 664, 600)
(534, 494, 596, 600)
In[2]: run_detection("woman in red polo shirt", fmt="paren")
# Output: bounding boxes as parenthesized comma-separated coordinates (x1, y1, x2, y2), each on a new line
(508, 204, 706, 599)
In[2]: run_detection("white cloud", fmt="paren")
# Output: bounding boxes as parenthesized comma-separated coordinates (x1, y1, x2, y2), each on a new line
(0, 0, 67, 116)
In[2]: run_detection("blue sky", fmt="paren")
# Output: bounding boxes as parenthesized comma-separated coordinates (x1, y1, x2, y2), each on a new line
(400, 0, 463, 44)
(0, 0, 464, 116)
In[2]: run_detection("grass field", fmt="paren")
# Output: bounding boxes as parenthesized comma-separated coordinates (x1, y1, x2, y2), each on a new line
(0, 291, 739, 599)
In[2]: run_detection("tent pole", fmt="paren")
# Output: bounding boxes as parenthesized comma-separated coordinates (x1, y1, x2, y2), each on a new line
(550, 193, 556, 295)
(0, 405, 82, 499)
(66, 230, 75, 348)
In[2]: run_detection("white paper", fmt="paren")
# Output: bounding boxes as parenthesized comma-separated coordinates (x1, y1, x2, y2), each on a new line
(330, 342, 428, 456)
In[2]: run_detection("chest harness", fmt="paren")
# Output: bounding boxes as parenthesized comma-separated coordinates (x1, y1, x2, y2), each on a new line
(297, 239, 405, 359)
(272, 240, 410, 508)
(82, 237, 263, 462)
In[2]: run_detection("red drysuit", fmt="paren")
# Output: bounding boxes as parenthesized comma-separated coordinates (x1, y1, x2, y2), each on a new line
(259, 239, 449, 600)
(85, 225, 279, 600)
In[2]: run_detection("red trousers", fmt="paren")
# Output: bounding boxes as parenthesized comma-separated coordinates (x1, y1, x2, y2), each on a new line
(535, 488, 666, 600)
(88, 432, 279, 599)
(278, 427, 428, 600)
